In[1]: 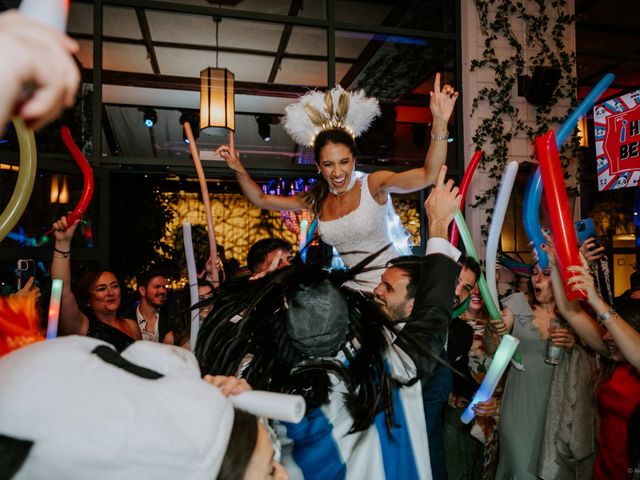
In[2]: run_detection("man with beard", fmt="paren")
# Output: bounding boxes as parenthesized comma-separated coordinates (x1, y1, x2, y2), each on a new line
(373, 253, 481, 480)
(134, 268, 172, 343)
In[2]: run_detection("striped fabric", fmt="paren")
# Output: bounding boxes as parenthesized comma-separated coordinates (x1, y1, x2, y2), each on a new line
(279, 339, 432, 480)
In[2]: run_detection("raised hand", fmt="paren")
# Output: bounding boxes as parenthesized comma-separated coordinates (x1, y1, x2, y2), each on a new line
(215, 131, 243, 172)
(566, 259, 600, 304)
(579, 237, 605, 264)
(13, 276, 41, 301)
(51, 216, 79, 247)
(430, 72, 459, 124)
(424, 165, 461, 238)
(0, 11, 80, 130)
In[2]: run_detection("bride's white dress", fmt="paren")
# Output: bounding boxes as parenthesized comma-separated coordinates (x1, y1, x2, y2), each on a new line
(318, 174, 411, 292)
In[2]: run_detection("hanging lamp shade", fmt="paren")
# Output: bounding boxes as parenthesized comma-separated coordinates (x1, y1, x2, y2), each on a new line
(200, 67, 235, 131)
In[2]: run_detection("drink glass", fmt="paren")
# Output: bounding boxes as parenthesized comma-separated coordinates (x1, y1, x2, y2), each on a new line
(544, 317, 563, 365)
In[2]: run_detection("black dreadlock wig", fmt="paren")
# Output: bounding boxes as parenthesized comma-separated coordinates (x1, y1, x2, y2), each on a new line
(194, 246, 453, 433)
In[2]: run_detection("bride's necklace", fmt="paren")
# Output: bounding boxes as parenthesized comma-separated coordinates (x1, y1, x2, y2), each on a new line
(329, 172, 357, 196)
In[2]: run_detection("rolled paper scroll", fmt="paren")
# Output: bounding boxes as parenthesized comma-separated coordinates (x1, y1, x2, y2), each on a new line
(230, 390, 306, 423)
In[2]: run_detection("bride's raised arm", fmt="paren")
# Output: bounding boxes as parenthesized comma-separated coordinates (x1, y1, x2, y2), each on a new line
(217, 132, 305, 212)
(372, 72, 459, 198)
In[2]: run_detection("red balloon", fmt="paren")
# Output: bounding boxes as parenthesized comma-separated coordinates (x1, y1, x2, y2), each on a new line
(449, 150, 482, 247)
(536, 130, 586, 301)
(60, 126, 94, 229)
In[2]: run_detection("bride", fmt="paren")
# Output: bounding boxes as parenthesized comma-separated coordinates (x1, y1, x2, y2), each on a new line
(216, 73, 458, 291)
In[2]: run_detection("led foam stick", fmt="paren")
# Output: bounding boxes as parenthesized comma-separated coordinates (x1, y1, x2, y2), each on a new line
(230, 391, 306, 423)
(19, 0, 68, 32)
(46, 279, 63, 340)
(460, 334, 519, 424)
(486, 161, 519, 307)
(536, 131, 587, 301)
(183, 222, 200, 351)
(450, 150, 482, 247)
(184, 122, 219, 287)
(524, 73, 615, 267)
(0, 119, 37, 242)
(454, 210, 523, 368)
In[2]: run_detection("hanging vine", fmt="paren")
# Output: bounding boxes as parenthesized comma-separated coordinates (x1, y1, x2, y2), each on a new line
(469, 0, 579, 238)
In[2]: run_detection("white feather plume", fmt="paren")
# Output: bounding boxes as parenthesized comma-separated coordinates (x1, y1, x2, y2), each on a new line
(283, 86, 380, 146)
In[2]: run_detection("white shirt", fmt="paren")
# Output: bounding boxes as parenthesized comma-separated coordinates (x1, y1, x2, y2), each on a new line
(136, 305, 159, 342)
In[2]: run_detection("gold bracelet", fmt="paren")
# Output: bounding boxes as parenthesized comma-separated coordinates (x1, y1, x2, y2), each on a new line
(431, 131, 449, 142)
(53, 253, 69, 260)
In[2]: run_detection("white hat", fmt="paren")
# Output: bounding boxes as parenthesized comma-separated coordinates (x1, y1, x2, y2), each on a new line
(0, 336, 234, 480)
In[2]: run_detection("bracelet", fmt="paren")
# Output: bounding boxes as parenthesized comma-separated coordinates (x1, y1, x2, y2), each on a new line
(431, 131, 449, 142)
(597, 308, 616, 323)
(54, 247, 71, 258)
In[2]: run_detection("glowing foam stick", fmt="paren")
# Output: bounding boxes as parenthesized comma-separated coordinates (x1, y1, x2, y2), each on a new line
(486, 161, 519, 307)
(461, 334, 519, 424)
(299, 218, 308, 262)
(19, 0, 68, 32)
(524, 73, 615, 267)
(184, 122, 219, 287)
(182, 222, 200, 351)
(46, 279, 63, 340)
(230, 391, 306, 423)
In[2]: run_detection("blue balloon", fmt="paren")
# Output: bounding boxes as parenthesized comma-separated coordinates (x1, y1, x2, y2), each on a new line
(524, 73, 615, 266)
(523, 172, 548, 267)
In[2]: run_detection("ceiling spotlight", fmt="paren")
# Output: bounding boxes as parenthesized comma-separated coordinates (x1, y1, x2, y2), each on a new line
(139, 107, 157, 128)
(256, 115, 271, 142)
(180, 112, 200, 144)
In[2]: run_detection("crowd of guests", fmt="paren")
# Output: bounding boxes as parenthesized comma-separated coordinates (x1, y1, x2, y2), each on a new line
(3, 206, 637, 480)
(1, 6, 639, 479)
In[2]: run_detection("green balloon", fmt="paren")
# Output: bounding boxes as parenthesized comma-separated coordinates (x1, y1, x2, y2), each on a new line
(454, 210, 523, 367)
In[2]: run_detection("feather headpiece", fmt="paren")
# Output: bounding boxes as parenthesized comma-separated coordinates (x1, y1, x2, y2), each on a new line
(283, 86, 380, 146)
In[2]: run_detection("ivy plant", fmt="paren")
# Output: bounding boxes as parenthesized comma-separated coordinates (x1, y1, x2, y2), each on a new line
(470, 0, 580, 239)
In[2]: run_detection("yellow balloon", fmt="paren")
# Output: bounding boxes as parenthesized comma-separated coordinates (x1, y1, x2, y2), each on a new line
(0, 118, 37, 241)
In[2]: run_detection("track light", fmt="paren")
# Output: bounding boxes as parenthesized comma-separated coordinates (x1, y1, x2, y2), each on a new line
(256, 115, 271, 142)
(180, 112, 200, 144)
(139, 107, 157, 128)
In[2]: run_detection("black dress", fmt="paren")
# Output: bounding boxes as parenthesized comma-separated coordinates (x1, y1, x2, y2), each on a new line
(86, 313, 136, 352)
